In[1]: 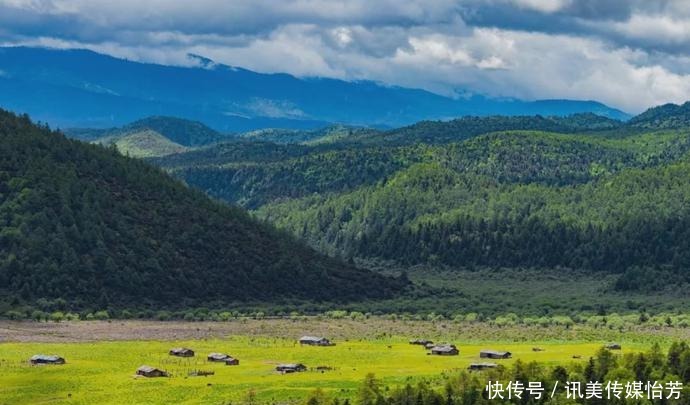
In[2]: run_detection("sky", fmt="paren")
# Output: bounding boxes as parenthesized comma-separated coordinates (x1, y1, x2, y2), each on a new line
(1, 0, 689, 113)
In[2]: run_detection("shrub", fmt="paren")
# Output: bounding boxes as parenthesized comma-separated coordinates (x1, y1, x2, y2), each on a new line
(50, 311, 65, 322)
(183, 312, 195, 321)
(31, 310, 46, 321)
(65, 312, 80, 321)
(93, 310, 110, 320)
(156, 311, 172, 321)
(4, 310, 25, 320)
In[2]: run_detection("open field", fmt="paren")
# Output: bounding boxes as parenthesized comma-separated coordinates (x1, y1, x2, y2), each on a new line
(362, 266, 690, 315)
(1, 320, 689, 404)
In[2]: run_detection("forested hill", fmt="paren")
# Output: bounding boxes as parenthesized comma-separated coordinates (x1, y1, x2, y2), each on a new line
(0, 109, 407, 311)
(148, 116, 690, 292)
(66, 116, 227, 147)
(114, 116, 226, 146)
(628, 101, 690, 129)
(343, 114, 624, 146)
(257, 129, 690, 290)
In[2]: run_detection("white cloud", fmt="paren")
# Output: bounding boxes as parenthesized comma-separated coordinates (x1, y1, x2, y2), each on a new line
(2, 0, 690, 113)
(508, 0, 572, 13)
(609, 14, 690, 46)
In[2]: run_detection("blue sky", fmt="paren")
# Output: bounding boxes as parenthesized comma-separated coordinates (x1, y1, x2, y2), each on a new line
(1, 0, 689, 113)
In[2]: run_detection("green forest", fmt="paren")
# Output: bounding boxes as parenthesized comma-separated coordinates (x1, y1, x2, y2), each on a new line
(144, 105, 690, 296)
(0, 109, 407, 313)
(8, 101, 690, 315)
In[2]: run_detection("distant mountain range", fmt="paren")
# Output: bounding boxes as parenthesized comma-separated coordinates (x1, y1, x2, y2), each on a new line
(0, 46, 629, 132)
(65, 101, 686, 159)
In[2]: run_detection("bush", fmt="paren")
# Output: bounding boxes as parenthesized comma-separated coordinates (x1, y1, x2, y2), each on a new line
(183, 312, 195, 321)
(65, 312, 80, 321)
(350, 311, 366, 321)
(5, 310, 25, 320)
(93, 310, 110, 320)
(31, 310, 46, 321)
(156, 311, 172, 321)
(325, 310, 348, 319)
(50, 311, 65, 322)
(464, 313, 479, 322)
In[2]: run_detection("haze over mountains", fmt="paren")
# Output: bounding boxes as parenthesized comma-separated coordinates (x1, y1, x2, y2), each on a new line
(0, 47, 629, 132)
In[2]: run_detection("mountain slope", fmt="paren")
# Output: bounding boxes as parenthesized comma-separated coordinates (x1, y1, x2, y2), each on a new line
(0, 109, 406, 310)
(250, 129, 690, 290)
(95, 129, 189, 158)
(628, 102, 690, 129)
(67, 116, 226, 147)
(65, 116, 227, 157)
(350, 114, 624, 146)
(117, 116, 225, 146)
(239, 125, 381, 145)
(0, 47, 629, 130)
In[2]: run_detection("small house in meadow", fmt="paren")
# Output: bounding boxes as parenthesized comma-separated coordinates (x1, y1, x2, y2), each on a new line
(225, 357, 240, 366)
(480, 350, 512, 359)
(276, 363, 307, 373)
(409, 339, 434, 346)
(468, 363, 498, 371)
(606, 343, 622, 350)
(169, 347, 195, 357)
(136, 365, 168, 378)
(207, 353, 230, 362)
(424, 342, 436, 349)
(30, 354, 65, 365)
(430, 344, 459, 356)
(299, 336, 334, 346)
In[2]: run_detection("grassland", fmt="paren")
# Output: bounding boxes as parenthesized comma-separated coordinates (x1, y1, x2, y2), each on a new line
(357, 266, 690, 316)
(1, 319, 688, 404)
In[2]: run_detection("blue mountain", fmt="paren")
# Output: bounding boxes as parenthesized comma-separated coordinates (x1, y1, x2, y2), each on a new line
(0, 47, 629, 131)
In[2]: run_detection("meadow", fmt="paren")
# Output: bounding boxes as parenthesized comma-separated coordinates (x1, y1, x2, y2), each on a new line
(1, 319, 686, 404)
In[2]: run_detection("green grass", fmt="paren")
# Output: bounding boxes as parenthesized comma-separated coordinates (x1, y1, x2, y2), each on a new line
(0, 333, 653, 404)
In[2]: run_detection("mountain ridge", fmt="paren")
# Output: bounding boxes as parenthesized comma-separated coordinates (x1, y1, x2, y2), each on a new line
(0, 46, 629, 131)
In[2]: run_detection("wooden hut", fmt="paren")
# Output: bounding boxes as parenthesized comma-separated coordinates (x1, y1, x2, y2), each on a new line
(299, 336, 334, 346)
(29, 354, 65, 365)
(605, 343, 622, 350)
(276, 363, 307, 373)
(207, 353, 230, 362)
(430, 344, 459, 356)
(468, 363, 498, 371)
(169, 347, 195, 357)
(480, 350, 512, 359)
(225, 357, 240, 366)
(409, 339, 434, 346)
(136, 365, 168, 377)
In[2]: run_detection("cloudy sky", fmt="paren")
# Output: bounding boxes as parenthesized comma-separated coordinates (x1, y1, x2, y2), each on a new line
(1, 0, 689, 113)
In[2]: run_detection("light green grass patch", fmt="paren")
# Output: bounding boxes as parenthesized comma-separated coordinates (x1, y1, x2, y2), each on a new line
(0, 337, 647, 404)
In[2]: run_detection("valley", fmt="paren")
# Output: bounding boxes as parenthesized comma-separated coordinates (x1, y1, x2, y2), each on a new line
(4, 3, 690, 403)
(0, 319, 684, 404)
